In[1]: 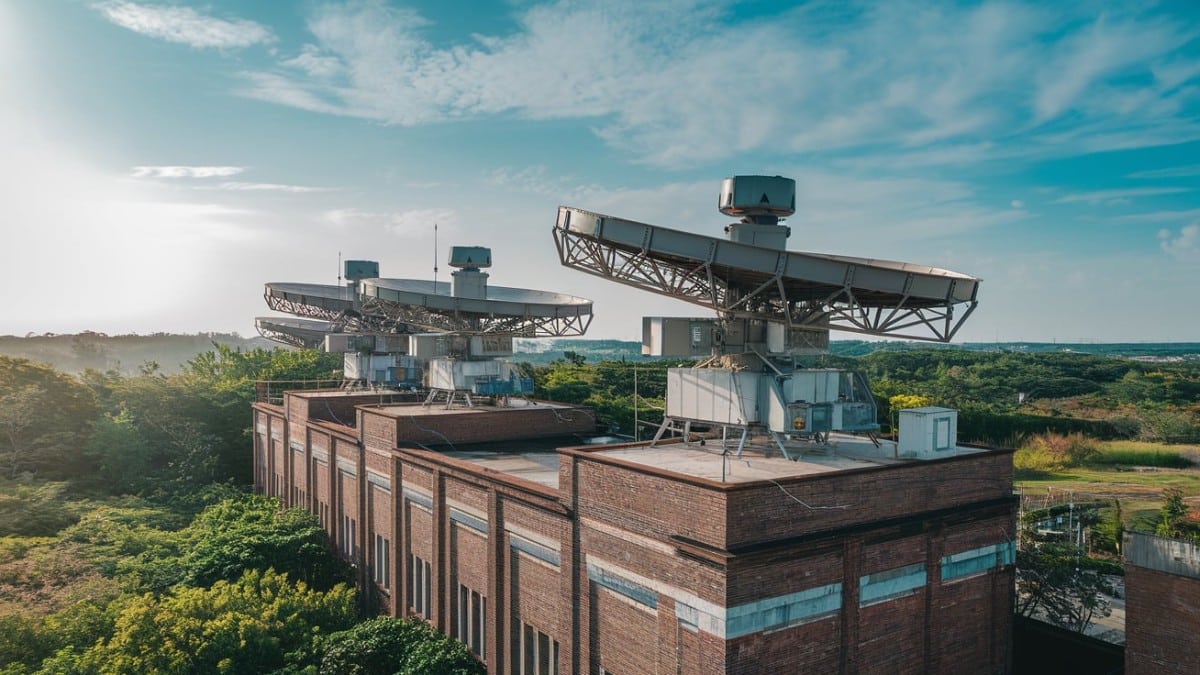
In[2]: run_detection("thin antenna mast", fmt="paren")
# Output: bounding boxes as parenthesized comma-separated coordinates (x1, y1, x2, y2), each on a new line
(433, 223, 439, 287)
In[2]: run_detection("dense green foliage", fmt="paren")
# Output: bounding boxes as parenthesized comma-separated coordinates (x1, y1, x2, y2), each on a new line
(42, 569, 356, 675)
(0, 494, 356, 674)
(0, 359, 97, 481)
(0, 345, 341, 501)
(321, 617, 485, 675)
(0, 346, 487, 675)
(529, 356, 691, 437)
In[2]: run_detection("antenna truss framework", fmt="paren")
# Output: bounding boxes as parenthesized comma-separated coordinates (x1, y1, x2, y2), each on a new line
(553, 209, 979, 343)
(358, 297, 592, 338)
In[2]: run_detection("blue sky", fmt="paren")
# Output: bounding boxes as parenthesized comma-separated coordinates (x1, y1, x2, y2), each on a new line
(2, 0, 1199, 343)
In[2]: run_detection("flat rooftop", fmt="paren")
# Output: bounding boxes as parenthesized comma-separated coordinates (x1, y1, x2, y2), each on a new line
(442, 433, 996, 490)
(367, 400, 583, 417)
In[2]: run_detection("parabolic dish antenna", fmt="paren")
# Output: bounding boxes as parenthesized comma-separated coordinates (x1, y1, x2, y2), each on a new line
(254, 317, 340, 350)
(261, 249, 593, 343)
(553, 178, 980, 341)
(358, 279, 593, 337)
(262, 282, 412, 334)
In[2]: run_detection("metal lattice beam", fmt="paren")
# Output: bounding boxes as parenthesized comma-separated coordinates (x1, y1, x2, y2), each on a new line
(553, 227, 977, 343)
(358, 297, 592, 337)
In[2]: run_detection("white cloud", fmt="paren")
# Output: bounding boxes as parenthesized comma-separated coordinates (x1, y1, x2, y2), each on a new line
(1011, 200, 1024, 209)
(1128, 164, 1200, 179)
(215, 181, 330, 193)
(324, 207, 457, 238)
(228, 1, 1200, 167)
(1159, 223, 1200, 261)
(93, 1, 272, 49)
(1114, 208, 1200, 224)
(1053, 187, 1192, 205)
(131, 165, 245, 178)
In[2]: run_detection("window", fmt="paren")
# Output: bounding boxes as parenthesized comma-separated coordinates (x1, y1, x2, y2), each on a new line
(512, 620, 557, 675)
(410, 554, 432, 618)
(341, 515, 356, 559)
(455, 584, 486, 659)
(373, 534, 391, 589)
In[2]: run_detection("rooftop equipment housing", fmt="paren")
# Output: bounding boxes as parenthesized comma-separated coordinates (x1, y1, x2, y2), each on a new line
(556, 175, 982, 457)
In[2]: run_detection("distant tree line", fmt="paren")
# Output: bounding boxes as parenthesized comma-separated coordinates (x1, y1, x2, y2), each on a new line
(523, 349, 1200, 444)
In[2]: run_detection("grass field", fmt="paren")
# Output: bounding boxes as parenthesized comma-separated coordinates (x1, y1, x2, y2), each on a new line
(1015, 440, 1200, 531)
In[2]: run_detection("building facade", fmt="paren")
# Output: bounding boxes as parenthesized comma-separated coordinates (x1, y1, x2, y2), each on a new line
(253, 389, 1016, 674)
(1124, 532, 1200, 674)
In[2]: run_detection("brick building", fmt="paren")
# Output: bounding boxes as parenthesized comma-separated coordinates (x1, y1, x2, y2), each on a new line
(253, 389, 1017, 674)
(1124, 532, 1200, 674)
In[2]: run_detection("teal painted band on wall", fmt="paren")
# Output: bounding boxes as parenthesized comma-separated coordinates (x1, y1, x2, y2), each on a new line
(941, 541, 1016, 581)
(587, 564, 657, 609)
(725, 582, 843, 638)
(860, 562, 926, 606)
(450, 508, 487, 534)
(511, 535, 560, 567)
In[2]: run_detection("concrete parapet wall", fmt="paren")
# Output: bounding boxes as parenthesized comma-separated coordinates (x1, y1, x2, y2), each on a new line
(1125, 531, 1200, 579)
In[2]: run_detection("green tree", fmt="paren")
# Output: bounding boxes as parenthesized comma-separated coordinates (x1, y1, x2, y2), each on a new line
(1154, 487, 1200, 541)
(320, 617, 485, 675)
(181, 494, 351, 591)
(81, 411, 152, 494)
(1016, 510, 1115, 634)
(58, 569, 356, 675)
(0, 358, 97, 480)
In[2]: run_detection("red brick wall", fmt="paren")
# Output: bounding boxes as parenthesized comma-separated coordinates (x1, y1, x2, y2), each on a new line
(407, 501, 434, 562)
(572, 459, 727, 549)
(725, 452, 1013, 549)
(1126, 565, 1200, 674)
(451, 525, 489, 594)
(363, 404, 597, 450)
(727, 617, 841, 674)
(858, 593, 926, 672)
(590, 586, 657, 675)
(929, 570, 1012, 674)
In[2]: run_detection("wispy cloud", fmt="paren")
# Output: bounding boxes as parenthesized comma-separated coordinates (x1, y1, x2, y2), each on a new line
(487, 165, 604, 201)
(1159, 223, 1200, 261)
(1053, 187, 1192, 205)
(215, 181, 330, 193)
(131, 165, 244, 178)
(1128, 164, 1200, 179)
(225, 1, 1200, 167)
(94, 1, 272, 49)
(1114, 208, 1200, 224)
(324, 207, 455, 238)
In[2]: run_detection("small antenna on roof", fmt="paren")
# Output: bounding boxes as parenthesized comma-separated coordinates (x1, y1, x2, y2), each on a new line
(433, 223, 439, 288)
(337, 251, 342, 285)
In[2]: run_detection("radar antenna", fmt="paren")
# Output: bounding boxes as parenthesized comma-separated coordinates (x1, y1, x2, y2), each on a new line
(258, 246, 594, 405)
(553, 175, 982, 457)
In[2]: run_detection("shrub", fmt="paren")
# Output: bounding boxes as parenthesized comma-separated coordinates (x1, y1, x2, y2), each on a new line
(1091, 450, 1193, 468)
(1013, 447, 1065, 475)
(1021, 432, 1099, 467)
